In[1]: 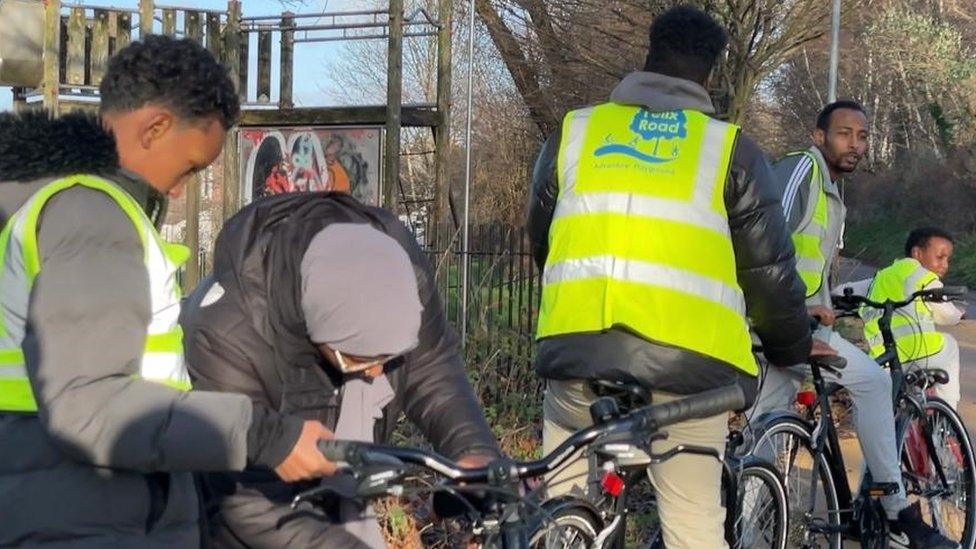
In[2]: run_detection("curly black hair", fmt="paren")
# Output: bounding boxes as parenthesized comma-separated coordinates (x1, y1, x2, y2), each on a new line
(99, 35, 239, 129)
(643, 6, 728, 84)
(905, 227, 954, 257)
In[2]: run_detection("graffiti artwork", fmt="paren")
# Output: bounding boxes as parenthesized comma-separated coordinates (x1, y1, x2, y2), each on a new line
(240, 127, 381, 205)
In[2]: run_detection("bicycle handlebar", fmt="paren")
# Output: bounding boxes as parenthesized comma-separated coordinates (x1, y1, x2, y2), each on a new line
(317, 384, 747, 484)
(832, 285, 967, 312)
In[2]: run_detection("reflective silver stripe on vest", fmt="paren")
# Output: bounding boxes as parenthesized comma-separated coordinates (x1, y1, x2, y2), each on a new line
(867, 321, 938, 347)
(691, 119, 729, 206)
(557, 107, 594, 193)
(905, 266, 933, 293)
(796, 256, 825, 273)
(0, 364, 25, 379)
(544, 255, 746, 315)
(553, 193, 729, 235)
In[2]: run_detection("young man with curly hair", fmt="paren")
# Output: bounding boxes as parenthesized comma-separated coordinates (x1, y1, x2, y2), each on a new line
(0, 36, 334, 546)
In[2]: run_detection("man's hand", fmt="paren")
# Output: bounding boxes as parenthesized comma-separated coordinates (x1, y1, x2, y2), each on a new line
(274, 420, 337, 482)
(811, 338, 838, 356)
(808, 305, 836, 327)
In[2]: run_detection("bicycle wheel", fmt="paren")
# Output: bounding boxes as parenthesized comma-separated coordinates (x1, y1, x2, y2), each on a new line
(730, 459, 789, 549)
(751, 417, 843, 549)
(529, 498, 601, 549)
(900, 397, 976, 547)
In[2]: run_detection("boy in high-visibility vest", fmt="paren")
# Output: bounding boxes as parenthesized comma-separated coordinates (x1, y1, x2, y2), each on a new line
(863, 227, 964, 408)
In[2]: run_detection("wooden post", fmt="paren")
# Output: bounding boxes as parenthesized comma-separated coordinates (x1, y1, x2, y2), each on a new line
(139, 0, 153, 38)
(161, 8, 176, 37)
(11, 87, 27, 113)
(434, 0, 453, 229)
(91, 10, 110, 85)
(66, 7, 85, 86)
(43, 0, 61, 114)
(115, 12, 132, 53)
(256, 30, 271, 103)
(185, 11, 203, 44)
(279, 12, 294, 109)
(385, 0, 404, 211)
(222, 0, 242, 222)
(206, 12, 222, 57)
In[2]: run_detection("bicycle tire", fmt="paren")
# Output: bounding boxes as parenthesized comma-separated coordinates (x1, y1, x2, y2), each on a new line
(731, 460, 789, 549)
(527, 499, 601, 549)
(900, 397, 976, 547)
(752, 416, 843, 549)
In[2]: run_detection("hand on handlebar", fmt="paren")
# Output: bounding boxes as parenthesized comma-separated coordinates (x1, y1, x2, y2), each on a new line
(275, 420, 338, 482)
(808, 305, 836, 327)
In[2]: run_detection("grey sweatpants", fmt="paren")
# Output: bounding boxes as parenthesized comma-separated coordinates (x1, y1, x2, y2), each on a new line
(543, 379, 729, 549)
(750, 326, 909, 518)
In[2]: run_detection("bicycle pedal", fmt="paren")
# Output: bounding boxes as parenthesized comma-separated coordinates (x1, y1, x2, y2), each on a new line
(865, 482, 900, 497)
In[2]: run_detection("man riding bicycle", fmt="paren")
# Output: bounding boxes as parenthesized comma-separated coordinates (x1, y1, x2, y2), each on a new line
(751, 101, 959, 548)
(526, 7, 814, 547)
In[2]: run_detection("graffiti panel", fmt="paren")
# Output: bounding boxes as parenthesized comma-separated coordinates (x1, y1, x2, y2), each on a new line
(240, 126, 381, 205)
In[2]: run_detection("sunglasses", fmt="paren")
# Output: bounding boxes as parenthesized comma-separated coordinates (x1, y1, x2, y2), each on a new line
(333, 349, 405, 374)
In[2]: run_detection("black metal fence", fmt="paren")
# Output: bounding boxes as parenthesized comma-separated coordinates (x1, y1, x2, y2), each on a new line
(423, 223, 544, 421)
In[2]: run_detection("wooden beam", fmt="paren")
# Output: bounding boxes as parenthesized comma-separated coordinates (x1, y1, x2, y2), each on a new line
(161, 8, 176, 37)
(238, 106, 440, 128)
(139, 0, 153, 38)
(222, 0, 242, 222)
(66, 7, 86, 86)
(115, 12, 132, 54)
(385, 0, 404, 211)
(279, 13, 295, 109)
(91, 10, 110, 85)
(434, 0, 453, 229)
(43, 0, 61, 114)
(185, 11, 203, 44)
(206, 12, 222, 57)
(184, 174, 201, 290)
(256, 30, 271, 103)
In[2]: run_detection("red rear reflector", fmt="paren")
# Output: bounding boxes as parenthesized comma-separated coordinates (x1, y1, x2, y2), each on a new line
(601, 471, 624, 497)
(796, 390, 816, 407)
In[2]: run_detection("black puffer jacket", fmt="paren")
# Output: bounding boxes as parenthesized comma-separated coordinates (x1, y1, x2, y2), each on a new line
(180, 193, 499, 547)
(527, 72, 811, 400)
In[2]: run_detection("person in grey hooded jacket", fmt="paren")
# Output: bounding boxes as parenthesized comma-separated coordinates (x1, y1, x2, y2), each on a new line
(0, 36, 334, 547)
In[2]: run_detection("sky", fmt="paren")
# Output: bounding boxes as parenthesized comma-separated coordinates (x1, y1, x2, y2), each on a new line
(0, 0, 367, 111)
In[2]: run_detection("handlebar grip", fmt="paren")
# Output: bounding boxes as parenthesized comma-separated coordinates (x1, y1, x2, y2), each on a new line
(317, 440, 363, 464)
(636, 385, 746, 432)
(939, 286, 968, 298)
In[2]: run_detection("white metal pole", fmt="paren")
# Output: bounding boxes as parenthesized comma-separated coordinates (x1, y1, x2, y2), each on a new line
(827, 0, 841, 103)
(460, 0, 475, 347)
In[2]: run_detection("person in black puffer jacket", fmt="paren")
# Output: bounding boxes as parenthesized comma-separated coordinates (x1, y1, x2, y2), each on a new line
(180, 192, 500, 548)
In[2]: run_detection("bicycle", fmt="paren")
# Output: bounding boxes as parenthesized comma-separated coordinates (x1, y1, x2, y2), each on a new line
(834, 285, 976, 547)
(750, 287, 976, 548)
(291, 384, 748, 549)
(581, 378, 789, 549)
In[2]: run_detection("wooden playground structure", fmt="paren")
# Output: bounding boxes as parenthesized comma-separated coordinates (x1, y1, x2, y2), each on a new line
(0, 0, 454, 289)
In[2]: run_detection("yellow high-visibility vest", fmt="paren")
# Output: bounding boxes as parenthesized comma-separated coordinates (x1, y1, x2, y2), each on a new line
(537, 103, 756, 375)
(0, 175, 191, 412)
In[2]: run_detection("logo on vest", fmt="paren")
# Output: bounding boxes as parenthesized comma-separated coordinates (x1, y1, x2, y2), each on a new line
(594, 109, 687, 165)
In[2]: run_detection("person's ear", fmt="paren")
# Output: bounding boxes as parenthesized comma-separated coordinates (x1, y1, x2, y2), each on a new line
(812, 128, 826, 148)
(139, 111, 174, 150)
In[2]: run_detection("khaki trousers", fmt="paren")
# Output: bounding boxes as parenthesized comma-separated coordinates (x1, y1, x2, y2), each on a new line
(542, 379, 729, 549)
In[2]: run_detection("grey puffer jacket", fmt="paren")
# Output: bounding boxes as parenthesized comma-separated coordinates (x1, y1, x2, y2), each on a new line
(527, 71, 812, 401)
(0, 112, 290, 548)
